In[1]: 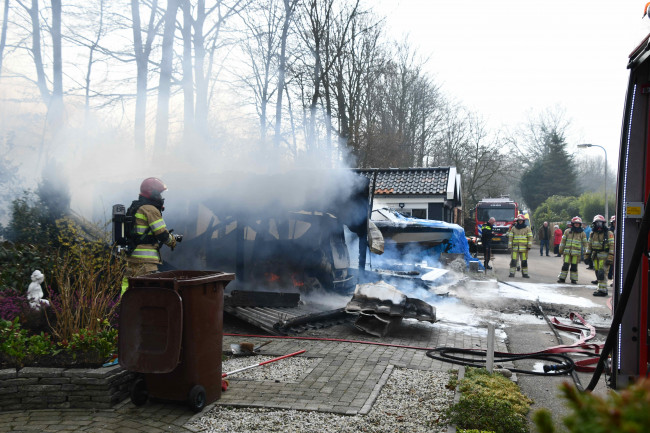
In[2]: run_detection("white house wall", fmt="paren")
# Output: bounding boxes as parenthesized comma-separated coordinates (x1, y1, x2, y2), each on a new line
(372, 196, 446, 219)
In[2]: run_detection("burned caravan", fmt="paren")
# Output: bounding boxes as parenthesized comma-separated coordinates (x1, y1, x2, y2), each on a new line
(160, 170, 371, 297)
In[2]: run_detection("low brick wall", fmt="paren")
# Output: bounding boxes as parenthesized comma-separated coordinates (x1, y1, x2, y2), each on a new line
(0, 365, 136, 411)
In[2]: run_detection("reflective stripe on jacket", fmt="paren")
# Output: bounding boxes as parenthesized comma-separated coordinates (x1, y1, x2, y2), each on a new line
(559, 228, 587, 256)
(508, 226, 532, 252)
(585, 229, 614, 261)
(129, 204, 171, 264)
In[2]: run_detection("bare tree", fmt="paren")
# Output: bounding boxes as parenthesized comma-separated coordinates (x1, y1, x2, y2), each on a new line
(273, 0, 298, 149)
(506, 105, 571, 165)
(153, 0, 179, 153)
(181, 0, 194, 142)
(0, 0, 9, 78)
(192, 1, 250, 139)
(130, 0, 162, 151)
(239, 0, 282, 144)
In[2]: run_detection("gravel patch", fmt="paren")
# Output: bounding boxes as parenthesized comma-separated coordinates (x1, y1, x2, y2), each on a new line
(222, 355, 319, 382)
(190, 367, 455, 432)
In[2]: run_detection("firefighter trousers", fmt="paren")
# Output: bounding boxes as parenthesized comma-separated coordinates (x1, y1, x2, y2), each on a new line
(558, 254, 579, 283)
(593, 254, 609, 295)
(509, 250, 528, 276)
(121, 262, 159, 296)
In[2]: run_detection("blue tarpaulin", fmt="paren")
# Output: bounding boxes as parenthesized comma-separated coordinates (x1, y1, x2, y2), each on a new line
(383, 211, 482, 270)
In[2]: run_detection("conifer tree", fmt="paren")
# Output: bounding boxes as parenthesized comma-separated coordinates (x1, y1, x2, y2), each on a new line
(520, 131, 577, 211)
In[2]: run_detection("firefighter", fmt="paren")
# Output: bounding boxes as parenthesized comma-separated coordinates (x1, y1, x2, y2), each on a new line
(481, 217, 496, 270)
(557, 216, 588, 284)
(608, 215, 616, 281)
(507, 214, 532, 278)
(120, 177, 180, 295)
(585, 214, 614, 297)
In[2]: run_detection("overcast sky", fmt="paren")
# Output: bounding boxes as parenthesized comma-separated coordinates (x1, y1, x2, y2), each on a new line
(374, 0, 648, 170)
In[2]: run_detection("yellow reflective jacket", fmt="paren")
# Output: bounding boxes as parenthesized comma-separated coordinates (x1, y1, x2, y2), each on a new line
(127, 204, 176, 264)
(507, 225, 532, 252)
(585, 229, 614, 262)
(559, 228, 587, 256)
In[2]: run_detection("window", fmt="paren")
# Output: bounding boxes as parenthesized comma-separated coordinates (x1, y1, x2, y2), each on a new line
(412, 209, 427, 219)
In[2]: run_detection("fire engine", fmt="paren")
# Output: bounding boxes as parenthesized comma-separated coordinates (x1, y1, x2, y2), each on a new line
(609, 32, 650, 389)
(473, 197, 519, 251)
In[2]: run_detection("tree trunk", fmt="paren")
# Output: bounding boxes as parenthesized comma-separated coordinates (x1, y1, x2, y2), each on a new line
(84, 0, 105, 120)
(0, 0, 9, 79)
(130, 0, 157, 152)
(154, 0, 179, 154)
(274, 0, 295, 149)
(182, 0, 194, 142)
(26, 0, 50, 104)
(50, 0, 63, 125)
(193, 0, 208, 138)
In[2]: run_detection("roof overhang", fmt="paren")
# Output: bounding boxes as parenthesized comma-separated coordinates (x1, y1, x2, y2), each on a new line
(446, 167, 457, 200)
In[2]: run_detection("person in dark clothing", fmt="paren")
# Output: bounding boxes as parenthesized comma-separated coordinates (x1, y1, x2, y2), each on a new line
(482, 217, 495, 270)
(537, 221, 551, 256)
(608, 215, 616, 280)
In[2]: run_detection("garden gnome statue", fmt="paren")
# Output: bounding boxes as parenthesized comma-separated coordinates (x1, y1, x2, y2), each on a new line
(27, 270, 49, 309)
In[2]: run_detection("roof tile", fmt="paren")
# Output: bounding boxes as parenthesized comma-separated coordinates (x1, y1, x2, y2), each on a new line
(355, 168, 450, 196)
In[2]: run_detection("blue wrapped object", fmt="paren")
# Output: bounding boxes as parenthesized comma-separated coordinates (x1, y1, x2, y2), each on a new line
(372, 209, 482, 270)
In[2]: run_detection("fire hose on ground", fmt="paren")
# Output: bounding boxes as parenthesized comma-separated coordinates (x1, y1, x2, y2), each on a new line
(221, 349, 306, 391)
(224, 333, 586, 377)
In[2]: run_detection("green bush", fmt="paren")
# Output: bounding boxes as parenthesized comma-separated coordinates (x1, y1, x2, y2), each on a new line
(0, 318, 116, 368)
(0, 241, 57, 292)
(532, 195, 580, 230)
(60, 320, 117, 360)
(534, 378, 650, 433)
(0, 318, 29, 365)
(447, 368, 532, 433)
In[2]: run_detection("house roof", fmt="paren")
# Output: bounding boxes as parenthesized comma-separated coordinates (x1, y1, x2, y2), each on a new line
(354, 167, 461, 203)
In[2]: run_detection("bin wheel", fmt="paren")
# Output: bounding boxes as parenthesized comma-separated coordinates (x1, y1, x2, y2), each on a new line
(130, 378, 148, 406)
(188, 385, 206, 413)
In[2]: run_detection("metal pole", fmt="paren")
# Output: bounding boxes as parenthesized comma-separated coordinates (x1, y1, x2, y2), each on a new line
(593, 144, 608, 221)
(578, 144, 608, 220)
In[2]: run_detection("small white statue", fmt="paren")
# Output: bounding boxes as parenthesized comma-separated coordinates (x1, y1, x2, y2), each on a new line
(27, 270, 50, 309)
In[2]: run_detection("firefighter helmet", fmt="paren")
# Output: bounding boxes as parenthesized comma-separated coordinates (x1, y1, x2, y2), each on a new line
(592, 214, 606, 223)
(140, 177, 167, 200)
(571, 216, 583, 225)
(516, 214, 525, 221)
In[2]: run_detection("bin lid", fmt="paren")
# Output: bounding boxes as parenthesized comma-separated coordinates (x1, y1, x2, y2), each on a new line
(119, 287, 183, 373)
(128, 270, 235, 291)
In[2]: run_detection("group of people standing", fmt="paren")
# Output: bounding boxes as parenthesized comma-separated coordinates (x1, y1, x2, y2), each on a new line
(481, 213, 616, 297)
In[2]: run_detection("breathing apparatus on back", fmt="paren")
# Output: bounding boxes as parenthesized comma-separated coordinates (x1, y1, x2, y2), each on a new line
(111, 177, 182, 254)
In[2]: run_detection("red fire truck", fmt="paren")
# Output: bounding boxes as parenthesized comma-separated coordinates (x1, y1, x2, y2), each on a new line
(610, 33, 650, 389)
(474, 197, 519, 251)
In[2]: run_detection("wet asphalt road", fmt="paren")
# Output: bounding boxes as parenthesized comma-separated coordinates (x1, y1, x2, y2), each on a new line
(482, 246, 612, 432)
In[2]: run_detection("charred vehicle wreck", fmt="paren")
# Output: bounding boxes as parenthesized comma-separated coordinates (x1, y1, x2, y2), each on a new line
(158, 170, 436, 336)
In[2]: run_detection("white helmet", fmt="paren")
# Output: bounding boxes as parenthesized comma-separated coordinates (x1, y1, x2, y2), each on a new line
(593, 214, 606, 223)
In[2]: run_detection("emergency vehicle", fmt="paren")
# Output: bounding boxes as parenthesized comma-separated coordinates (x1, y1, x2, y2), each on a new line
(474, 197, 519, 250)
(608, 29, 650, 389)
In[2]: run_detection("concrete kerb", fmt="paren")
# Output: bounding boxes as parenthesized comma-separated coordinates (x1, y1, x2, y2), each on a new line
(446, 365, 465, 433)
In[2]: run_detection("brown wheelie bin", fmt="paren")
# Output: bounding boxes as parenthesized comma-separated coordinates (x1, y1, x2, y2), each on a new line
(119, 270, 235, 412)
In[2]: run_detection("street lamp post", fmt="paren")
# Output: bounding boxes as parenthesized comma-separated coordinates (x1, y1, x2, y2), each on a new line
(577, 143, 608, 221)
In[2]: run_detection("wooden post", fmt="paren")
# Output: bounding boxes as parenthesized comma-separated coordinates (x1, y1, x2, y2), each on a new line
(486, 323, 495, 373)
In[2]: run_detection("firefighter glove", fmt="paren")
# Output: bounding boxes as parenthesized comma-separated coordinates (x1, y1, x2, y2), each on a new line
(605, 259, 612, 267)
(167, 234, 177, 250)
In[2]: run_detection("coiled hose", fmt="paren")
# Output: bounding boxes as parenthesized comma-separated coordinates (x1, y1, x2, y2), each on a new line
(426, 347, 576, 376)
